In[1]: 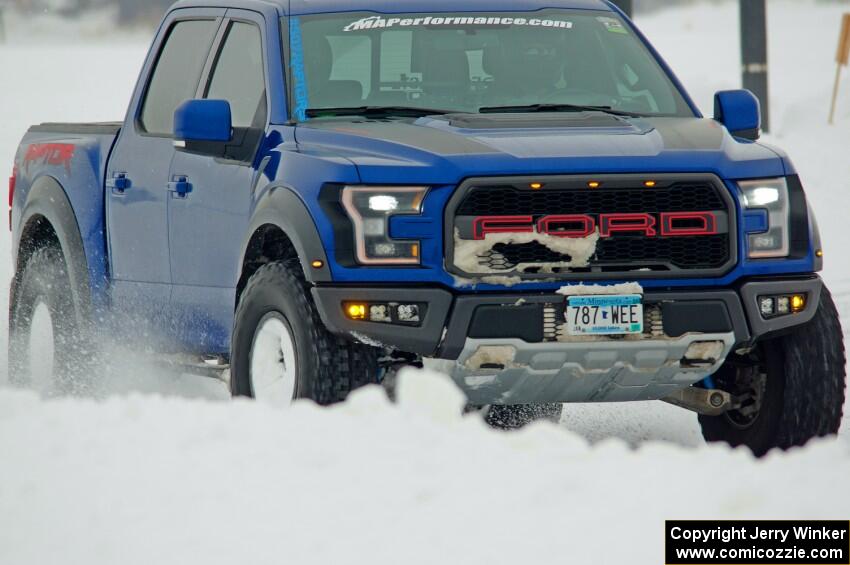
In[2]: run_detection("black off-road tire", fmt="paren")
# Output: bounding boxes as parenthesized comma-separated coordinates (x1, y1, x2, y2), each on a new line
(485, 403, 564, 430)
(699, 287, 846, 457)
(9, 245, 94, 393)
(231, 259, 380, 404)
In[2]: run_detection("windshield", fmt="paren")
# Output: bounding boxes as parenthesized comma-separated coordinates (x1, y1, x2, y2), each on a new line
(287, 10, 694, 120)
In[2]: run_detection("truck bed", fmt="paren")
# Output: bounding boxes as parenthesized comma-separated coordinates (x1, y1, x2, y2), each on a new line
(12, 121, 124, 310)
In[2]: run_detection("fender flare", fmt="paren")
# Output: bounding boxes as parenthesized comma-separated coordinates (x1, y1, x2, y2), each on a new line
(809, 207, 823, 271)
(239, 184, 332, 285)
(14, 176, 94, 324)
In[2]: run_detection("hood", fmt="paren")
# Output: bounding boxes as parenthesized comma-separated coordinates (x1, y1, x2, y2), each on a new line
(293, 113, 788, 185)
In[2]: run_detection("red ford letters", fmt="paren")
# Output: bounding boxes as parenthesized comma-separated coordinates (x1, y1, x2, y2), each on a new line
(471, 212, 719, 240)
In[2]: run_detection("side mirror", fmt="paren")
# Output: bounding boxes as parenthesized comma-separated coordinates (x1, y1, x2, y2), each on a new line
(714, 90, 761, 141)
(174, 99, 232, 146)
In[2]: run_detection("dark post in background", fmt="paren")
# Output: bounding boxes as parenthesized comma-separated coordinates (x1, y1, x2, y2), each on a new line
(740, 0, 770, 132)
(610, 0, 633, 17)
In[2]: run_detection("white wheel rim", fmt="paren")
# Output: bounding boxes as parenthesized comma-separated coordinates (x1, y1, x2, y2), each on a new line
(29, 301, 56, 389)
(249, 313, 298, 408)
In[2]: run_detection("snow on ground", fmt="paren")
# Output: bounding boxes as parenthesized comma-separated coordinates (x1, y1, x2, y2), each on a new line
(0, 1, 849, 563)
(0, 369, 848, 565)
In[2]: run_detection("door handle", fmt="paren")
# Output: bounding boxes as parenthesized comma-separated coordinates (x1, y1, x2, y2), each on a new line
(107, 173, 131, 195)
(168, 175, 192, 198)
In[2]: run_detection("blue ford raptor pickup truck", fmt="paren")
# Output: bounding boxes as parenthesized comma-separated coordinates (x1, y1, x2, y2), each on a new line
(9, 0, 845, 455)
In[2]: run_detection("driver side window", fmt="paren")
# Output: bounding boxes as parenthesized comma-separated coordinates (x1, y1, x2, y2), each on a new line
(205, 21, 268, 128)
(140, 19, 219, 136)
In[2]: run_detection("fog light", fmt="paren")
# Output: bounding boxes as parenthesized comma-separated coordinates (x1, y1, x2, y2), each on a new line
(759, 294, 807, 319)
(345, 303, 367, 321)
(759, 297, 775, 317)
(396, 304, 421, 323)
(369, 304, 391, 323)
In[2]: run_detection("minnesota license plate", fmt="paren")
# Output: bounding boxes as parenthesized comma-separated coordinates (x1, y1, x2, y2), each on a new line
(566, 295, 644, 336)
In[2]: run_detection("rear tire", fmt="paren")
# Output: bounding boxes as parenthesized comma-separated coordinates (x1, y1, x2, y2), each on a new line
(699, 287, 846, 457)
(485, 403, 564, 430)
(9, 246, 94, 394)
(230, 260, 380, 406)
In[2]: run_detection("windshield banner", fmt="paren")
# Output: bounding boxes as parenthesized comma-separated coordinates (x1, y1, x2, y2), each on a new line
(343, 15, 574, 32)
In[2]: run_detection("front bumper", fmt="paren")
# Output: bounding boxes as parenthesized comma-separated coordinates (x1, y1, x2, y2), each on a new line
(312, 276, 823, 403)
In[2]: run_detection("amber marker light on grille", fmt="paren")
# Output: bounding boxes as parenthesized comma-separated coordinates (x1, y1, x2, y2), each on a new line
(816, 249, 824, 258)
(587, 181, 601, 189)
(644, 180, 657, 188)
(791, 295, 806, 313)
(530, 182, 543, 190)
(345, 303, 367, 320)
(311, 260, 324, 269)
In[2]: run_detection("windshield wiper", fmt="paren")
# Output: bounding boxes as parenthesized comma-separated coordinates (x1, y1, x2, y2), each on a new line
(305, 106, 454, 118)
(478, 103, 645, 118)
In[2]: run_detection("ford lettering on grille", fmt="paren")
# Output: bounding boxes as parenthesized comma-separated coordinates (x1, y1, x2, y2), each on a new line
(472, 212, 719, 240)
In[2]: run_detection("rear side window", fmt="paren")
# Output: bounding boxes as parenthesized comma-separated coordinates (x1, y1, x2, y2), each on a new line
(206, 22, 267, 128)
(140, 19, 219, 135)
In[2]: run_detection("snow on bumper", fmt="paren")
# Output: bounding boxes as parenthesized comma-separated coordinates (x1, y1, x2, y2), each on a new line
(433, 332, 736, 405)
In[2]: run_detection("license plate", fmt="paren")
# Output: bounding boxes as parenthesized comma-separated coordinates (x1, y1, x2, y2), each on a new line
(566, 294, 644, 336)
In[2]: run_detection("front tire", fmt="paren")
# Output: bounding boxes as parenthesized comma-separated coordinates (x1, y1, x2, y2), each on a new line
(699, 287, 846, 457)
(230, 260, 380, 406)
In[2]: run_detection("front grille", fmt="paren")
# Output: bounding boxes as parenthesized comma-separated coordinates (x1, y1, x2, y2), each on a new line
(456, 182, 725, 216)
(448, 175, 736, 279)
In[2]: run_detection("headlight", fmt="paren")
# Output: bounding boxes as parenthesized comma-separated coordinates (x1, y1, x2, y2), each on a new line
(739, 178, 790, 258)
(341, 186, 429, 265)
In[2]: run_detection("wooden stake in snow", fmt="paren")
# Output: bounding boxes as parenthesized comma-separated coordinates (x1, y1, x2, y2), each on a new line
(829, 14, 850, 125)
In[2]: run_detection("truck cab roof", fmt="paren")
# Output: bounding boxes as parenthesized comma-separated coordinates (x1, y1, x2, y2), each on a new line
(170, 0, 615, 17)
